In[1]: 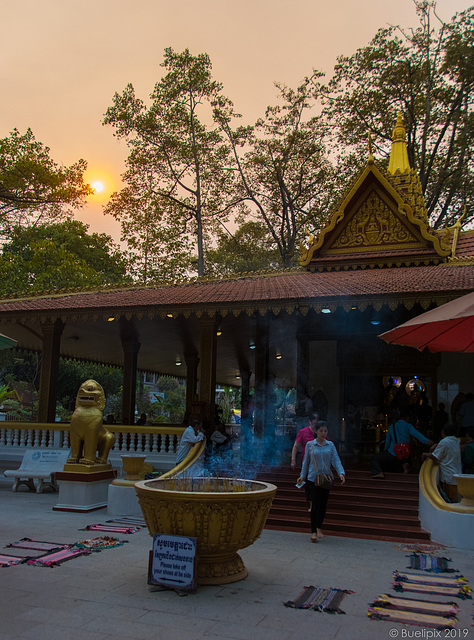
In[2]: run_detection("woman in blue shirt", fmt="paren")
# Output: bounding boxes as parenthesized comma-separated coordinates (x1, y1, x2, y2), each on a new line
(297, 421, 345, 542)
(372, 408, 432, 478)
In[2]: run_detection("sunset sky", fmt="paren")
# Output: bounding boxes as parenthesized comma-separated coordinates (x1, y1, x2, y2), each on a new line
(2, 0, 472, 243)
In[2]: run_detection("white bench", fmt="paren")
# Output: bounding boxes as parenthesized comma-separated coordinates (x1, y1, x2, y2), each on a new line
(4, 449, 70, 493)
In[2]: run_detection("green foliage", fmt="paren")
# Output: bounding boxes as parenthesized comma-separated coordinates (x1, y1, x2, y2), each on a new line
(215, 72, 336, 267)
(136, 376, 186, 423)
(103, 47, 238, 280)
(215, 385, 241, 424)
(0, 128, 92, 238)
(57, 359, 124, 415)
(0, 220, 130, 296)
(205, 222, 282, 276)
(322, 2, 474, 228)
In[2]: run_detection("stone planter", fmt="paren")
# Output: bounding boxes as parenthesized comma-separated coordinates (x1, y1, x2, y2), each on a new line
(454, 474, 474, 507)
(135, 476, 277, 585)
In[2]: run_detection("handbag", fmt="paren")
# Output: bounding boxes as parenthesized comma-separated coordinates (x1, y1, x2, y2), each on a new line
(392, 424, 411, 461)
(312, 443, 333, 489)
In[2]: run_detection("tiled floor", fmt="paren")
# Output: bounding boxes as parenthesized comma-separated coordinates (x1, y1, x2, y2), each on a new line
(0, 479, 473, 640)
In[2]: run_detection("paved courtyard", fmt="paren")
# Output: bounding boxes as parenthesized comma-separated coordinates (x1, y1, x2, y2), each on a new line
(0, 479, 473, 640)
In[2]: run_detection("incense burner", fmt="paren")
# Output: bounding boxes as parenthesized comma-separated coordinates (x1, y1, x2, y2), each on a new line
(135, 476, 277, 585)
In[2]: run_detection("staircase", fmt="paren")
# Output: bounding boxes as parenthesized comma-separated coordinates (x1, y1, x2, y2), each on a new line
(256, 466, 431, 543)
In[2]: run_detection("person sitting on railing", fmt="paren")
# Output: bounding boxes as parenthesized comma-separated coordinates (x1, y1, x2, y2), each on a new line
(422, 424, 462, 503)
(176, 419, 205, 464)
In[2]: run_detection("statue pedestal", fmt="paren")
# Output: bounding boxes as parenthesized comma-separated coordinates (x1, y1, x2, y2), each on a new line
(53, 469, 116, 512)
(107, 484, 143, 517)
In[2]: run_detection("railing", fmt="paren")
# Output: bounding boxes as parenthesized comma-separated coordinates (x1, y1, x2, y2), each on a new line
(0, 422, 186, 472)
(158, 439, 207, 479)
(419, 458, 474, 514)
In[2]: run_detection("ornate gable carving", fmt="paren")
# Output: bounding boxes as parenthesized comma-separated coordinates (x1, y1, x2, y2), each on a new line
(300, 115, 451, 271)
(328, 189, 423, 254)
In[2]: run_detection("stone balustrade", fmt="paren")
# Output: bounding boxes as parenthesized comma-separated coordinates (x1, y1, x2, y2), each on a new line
(0, 422, 186, 474)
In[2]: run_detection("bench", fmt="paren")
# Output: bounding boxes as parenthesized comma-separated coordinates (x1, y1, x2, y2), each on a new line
(4, 449, 70, 493)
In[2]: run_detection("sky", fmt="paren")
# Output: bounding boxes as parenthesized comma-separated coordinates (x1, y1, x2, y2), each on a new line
(2, 0, 472, 243)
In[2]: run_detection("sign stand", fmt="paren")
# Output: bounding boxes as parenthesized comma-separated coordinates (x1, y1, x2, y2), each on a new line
(148, 533, 197, 592)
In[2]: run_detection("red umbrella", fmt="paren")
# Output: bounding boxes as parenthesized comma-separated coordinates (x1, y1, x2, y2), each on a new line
(379, 291, 474, 353)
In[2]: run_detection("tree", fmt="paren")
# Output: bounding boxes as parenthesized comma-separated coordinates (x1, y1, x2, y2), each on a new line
(322, 1, 474, 228)
(205, 221, 281, 276)
(0, 220, 130, 296)
(103, 48, 238, 279)
(215, 73, 336, 267)
(0, 128, 92, 239)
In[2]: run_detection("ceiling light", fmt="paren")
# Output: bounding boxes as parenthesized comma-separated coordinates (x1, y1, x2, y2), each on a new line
(167, 313, 173, 318)
(216, 326, 222, 336)
(107, 316, 115, 322)
(175, 355, 182, 366)
(276, 353, 282, 360)
(321, 307, 331, 314)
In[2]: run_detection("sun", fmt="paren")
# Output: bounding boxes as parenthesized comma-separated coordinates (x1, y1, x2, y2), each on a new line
(84, 168, 117, 202)
(91, 180, 105, 194)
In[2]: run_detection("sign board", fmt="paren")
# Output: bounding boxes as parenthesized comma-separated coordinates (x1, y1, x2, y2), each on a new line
(148, 533, 197, 591)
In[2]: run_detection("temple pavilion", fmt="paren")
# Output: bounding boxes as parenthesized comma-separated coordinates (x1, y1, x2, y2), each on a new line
(0, 114, 472, 452)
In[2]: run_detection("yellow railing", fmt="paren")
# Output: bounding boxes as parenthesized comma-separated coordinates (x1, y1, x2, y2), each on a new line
(158, 439, 207, 478)
(419, 458, 474, 514)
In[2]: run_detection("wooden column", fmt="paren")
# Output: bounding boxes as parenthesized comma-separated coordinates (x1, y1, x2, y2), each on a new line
(253, 315, 270, 437)
(184, 351, 199, 421)
(120, 319, 140, 425)
(38, 319, 65, 423)
(197, 315, 218, 428)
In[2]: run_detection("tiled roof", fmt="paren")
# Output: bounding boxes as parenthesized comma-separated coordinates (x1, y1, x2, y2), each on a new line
(455, 231, 474, 257)
(0, 263, 473, 317)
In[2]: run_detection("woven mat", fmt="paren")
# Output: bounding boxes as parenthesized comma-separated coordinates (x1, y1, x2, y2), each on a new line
(370, 593, 459, 617)
(6, 538, 71, 552)
(27, 548, 91, 567)
(284, 585, 354, 613)
(407, 554, 457, 573)
(0, 553, 27, 567)
(80, 524, 142, 534)
(73, 536, 127, 551)
(368, 604, 457, 629)
(393, 570, 472, 600)
(106, 518, 146, 527)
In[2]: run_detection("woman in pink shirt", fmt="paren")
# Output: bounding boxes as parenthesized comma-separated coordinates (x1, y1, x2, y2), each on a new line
(291, 412, 319, 510)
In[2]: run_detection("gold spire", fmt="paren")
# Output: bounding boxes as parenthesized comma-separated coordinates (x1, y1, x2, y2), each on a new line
(368, 131, 374, 164)
(387, 112, 411, 175)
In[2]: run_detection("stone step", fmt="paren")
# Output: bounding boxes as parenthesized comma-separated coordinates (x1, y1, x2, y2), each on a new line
(257, 465, 429, 542)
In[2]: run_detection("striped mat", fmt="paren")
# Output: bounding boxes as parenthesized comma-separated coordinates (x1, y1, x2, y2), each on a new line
(0, 553, 27, 567)
(80, 524, 142, 534)
(284, 585, 354, 613)
(106, 518, 146, 527)
(27, 548, 91, 567)
(407, 553, 456, 573)
(393, 571, 472, 600)
(367, 601, 457, 629)
(6, 538, 71, 552)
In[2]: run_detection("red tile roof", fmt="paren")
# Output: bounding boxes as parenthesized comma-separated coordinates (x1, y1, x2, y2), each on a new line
(455, 231, 474, 257)
(0, 263, 473, 317)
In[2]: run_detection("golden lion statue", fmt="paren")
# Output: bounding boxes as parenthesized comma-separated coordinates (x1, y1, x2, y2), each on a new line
(67, 379, 116, 466)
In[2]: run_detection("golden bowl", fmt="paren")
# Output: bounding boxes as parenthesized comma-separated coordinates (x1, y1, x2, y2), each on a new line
(135, 476, 277, 585)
